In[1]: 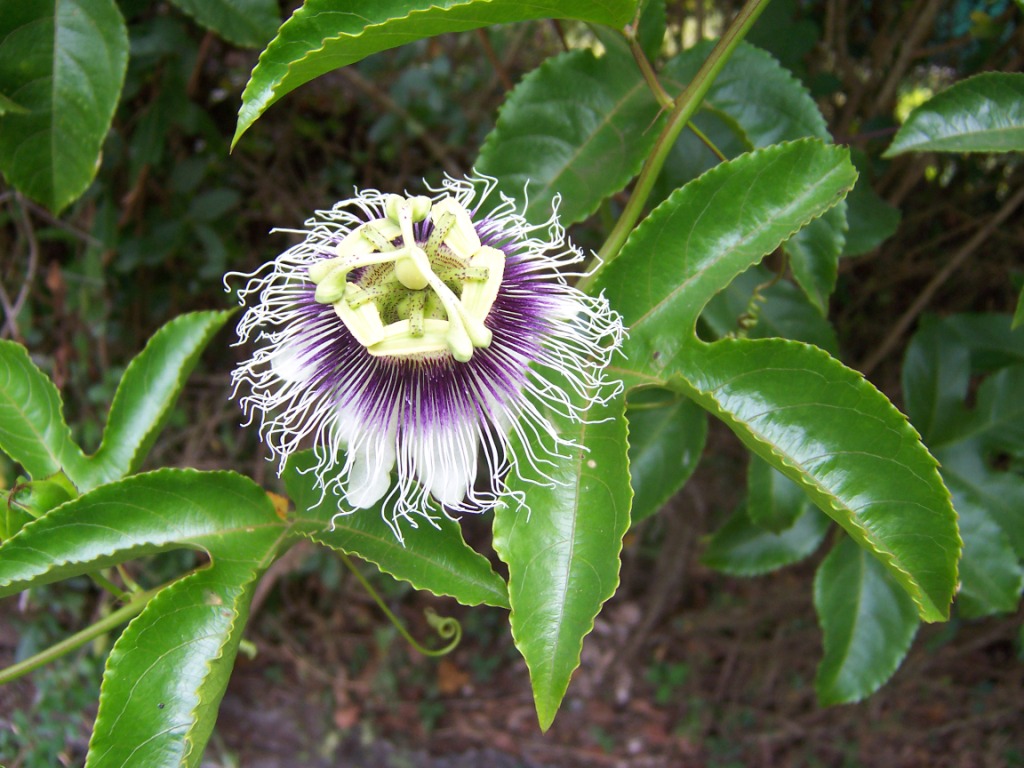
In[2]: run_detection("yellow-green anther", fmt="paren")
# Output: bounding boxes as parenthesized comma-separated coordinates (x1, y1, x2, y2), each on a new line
(427, 211, 455, 254)
(387, 194, 431, 223)
(431, 198, 480, 260)
(360, 222, 396, 252)
(313, 263, 352, 304)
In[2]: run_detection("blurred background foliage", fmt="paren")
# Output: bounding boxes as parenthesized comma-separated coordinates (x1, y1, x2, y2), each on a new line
(1, 0, 1023, 765)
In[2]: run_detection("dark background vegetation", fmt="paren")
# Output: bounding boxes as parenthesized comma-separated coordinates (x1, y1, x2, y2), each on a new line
(1, 1, 1023, 765)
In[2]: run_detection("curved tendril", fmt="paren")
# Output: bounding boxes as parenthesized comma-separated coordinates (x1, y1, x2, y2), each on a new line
(339, 554, 462, 657)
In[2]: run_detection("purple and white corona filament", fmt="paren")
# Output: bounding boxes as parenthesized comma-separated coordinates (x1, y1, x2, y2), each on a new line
(229, 175, 624, 531)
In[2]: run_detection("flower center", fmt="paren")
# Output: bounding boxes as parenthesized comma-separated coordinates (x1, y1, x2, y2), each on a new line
(308, 194, 505, 362)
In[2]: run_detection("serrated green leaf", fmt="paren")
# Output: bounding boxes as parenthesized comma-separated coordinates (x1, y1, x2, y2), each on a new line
(702, 501, 829, 576)
(493, 393, 631, 730)
(677, 338, 960, 623)
(0, 469, 283, 597)
(814, 536, 920, 705)
(700, 265, 840, 353)
(83, 311, 232, 489)
(661, 41, 830, 146)
(627, 388, 706, 524)
(594, 142, 959, 621)
(747, 455, 807, 533)
(0, 470, 286, 767)
(0, 0, 129, 212)
(660, 42, 845, 310)
(0, 340, 86, 482)
(284, 450, 508, 609)
(785, 203, 846, 313)
(940, 313, 1024, 371)
(233, 0, 639, 146)
(476, 47, 663, 226)
(885, 73, 1024, 155)
(168, 0, 279, 47)
(86, 561, 266, 768)
(595, 140, 856, 368)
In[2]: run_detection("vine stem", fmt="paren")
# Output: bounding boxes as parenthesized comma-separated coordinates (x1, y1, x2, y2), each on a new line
(579, 0, 773, 293)
(0, 587, 159, 686)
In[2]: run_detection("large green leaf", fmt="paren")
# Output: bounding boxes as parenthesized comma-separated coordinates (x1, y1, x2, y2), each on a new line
(596, 140, 855, 368)
(0, 313, 229, 491)
(814, 536, 919, 705)
(233, 0, 639, 146)
(84, 311, 232, 489)
(660, 41, 844, 311)
(677, 339, 960, 623)
(595, 141, 960, 622)
(284, 451, 508, 609)
(0, 340, 85, 482)
(476, 47, 662, 226)
(627, 388, 706, 524)
(702, 502, 829, 576)
(0, 470, 284, 597)
(493, 393, 631, 730)
(168, 0, 279, 47)
(0, 0, 129, 212)
(886, 73, 1024, 156)
(0, 470, 287, 767)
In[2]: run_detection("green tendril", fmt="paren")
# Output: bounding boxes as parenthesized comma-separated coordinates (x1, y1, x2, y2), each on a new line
(340, 553, 462, 657)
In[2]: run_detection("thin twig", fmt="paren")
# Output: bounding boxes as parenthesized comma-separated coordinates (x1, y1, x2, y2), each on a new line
(861, 182, 1024, 376)
(0, 194, 40, 341)
(475, 28, 513, 92)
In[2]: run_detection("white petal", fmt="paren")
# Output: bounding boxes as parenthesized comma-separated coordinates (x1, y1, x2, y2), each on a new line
(270, 346, 309, 383)
(345, 425, 397, 509)
(411, 421, 478, 507)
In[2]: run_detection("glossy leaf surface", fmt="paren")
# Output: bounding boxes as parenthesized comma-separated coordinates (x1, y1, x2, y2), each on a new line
(84, 311, 232, 489)
(477, 47, 662, 226)
(814, 536, 919, 705)
(886, 73, 1024, 155)
(678, 338, 959, 623)
(627, 389, 706, 524)
(0, 0, 129, 212)
(596, 141, 959, 622)
(493, 393, 631, 730)
(702, 502, 829, 576)
(660, 42, 844, 311)
(0, 470, 287, 767)
(168, 0, 279, 47)
(0, 340, 85, 482)
(596, 140, 856, 369)
(284, 451, 509, 609)
(234, 0, 639, 145)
